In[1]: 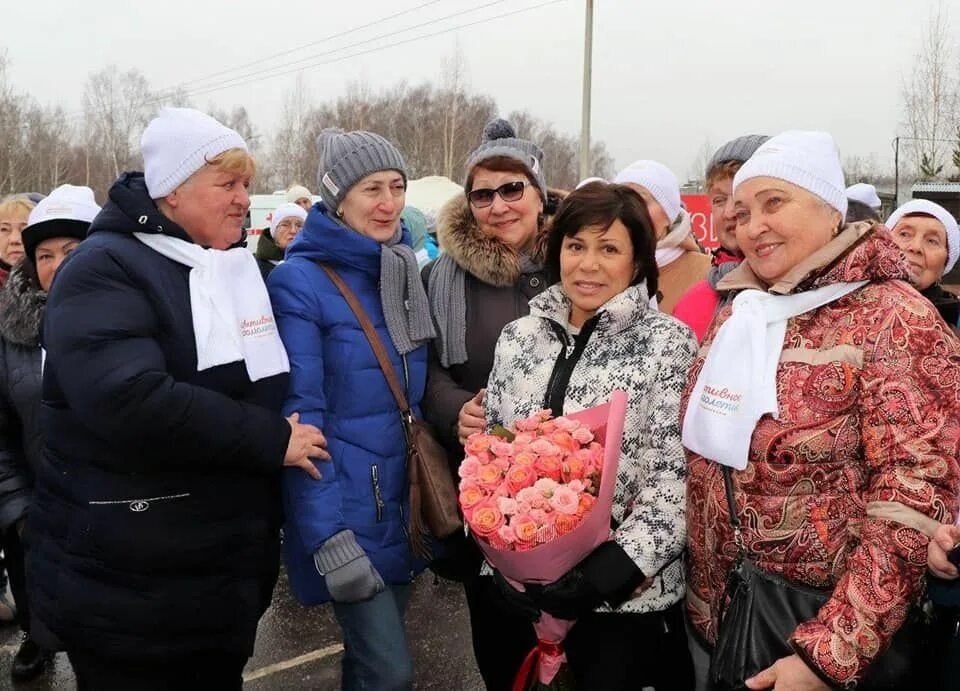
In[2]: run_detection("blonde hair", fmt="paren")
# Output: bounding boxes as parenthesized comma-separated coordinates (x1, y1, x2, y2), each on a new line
(206, 148, 256, 178)
(0, 197, 35, 221)
(705, 160, 743, 191)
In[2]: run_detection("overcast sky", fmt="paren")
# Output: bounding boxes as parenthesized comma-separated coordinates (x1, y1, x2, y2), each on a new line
(1, 0, 949, 181)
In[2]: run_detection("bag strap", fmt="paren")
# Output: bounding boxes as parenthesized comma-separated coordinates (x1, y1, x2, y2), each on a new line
(721, 466, 745, 554)
(316, 262, 412, 417)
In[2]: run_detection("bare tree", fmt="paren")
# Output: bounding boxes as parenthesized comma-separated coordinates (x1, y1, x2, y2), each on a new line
(83, 65, 152, 180)
(900, 1, 959, 179)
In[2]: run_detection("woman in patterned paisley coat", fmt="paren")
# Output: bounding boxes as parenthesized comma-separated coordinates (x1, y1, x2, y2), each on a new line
(485, 182, 697, 690)
(682, 131, 960, 691)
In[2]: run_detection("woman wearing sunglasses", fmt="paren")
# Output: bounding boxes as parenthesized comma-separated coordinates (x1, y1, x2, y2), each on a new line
(422, 118, 566, 690)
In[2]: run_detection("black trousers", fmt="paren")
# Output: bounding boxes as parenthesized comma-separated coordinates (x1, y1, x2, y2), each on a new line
(4, 524, 28, 632)
(465, 568, 694, 691)
(67, 649, 248, 691)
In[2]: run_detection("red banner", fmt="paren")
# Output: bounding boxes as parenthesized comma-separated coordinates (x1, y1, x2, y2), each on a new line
(682, 194, 718, 251)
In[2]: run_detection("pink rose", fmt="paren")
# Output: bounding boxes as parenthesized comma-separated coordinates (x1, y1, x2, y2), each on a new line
(491, 440, 514, 458)
(567, 479, 586, 493)
(470, 502, 505, 538)
(529, 438, 560, 457)
(572, 427, 594, 444)
(458, 457, 481, 479)
(497, 496, 519, 516)
(497, 524, 517, 544)
(476, 464, 503, 490)
(533, 478, 558, 497)
(459, 485, 486, 511)
(529, 508, 549, 524)
(459, 478, 479, 492)
(513, 433, 535, 445)
(505, 465, 537, 494)
(512, 514, 539, 544)
(513, 451, 537, 467)
(464, 434, 492, 456)
(516, 500, 533, 515)
(514, 416, 542, 432)
(553, 416, 580, 432)
(516, 487, 540, 505)
(549, 486, 580, 515)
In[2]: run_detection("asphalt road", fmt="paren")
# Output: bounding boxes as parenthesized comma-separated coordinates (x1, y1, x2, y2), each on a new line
(0, 568, 485, 690)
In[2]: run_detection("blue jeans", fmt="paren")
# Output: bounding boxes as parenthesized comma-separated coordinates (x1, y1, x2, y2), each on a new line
(332, 584, 413, 691)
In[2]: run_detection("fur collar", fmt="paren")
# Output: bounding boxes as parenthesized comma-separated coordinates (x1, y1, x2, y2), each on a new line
(0, 262, 45, 347)
(435, 188, 567, 287)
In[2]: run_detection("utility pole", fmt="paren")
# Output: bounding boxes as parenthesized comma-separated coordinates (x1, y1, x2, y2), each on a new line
(893, 136, 899, 205)
(579, 0, 594, 181)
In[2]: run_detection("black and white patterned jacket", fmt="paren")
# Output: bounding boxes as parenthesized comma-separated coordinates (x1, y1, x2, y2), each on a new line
(486, 283, 697, 614)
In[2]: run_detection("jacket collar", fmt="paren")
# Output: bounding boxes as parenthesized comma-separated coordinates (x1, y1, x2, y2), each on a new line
(717, 221, 909, 295)
(0, 261, 45, 347)
(435, 188, 566, 287)
(529, 282, 651, 338)
(285, 203, 412, 274)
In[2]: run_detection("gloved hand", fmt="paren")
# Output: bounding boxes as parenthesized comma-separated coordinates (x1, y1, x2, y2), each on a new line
(314, 530, 385, 603)
(537, 541, 645, 620)
(492, 569, 542, 623)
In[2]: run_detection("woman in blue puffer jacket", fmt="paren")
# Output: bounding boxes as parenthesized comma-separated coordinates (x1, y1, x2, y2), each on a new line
(268, 128, 433, 691)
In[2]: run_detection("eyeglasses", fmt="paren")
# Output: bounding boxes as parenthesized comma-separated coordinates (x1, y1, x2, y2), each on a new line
(467, 181, 527, 208)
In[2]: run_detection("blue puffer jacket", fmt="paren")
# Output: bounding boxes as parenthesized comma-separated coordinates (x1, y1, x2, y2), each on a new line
(267, 204, 428, 605)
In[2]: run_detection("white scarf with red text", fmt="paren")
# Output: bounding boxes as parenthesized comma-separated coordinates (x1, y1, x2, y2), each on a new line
(135, 233, 289, 382)
(682, 280, 867, 469)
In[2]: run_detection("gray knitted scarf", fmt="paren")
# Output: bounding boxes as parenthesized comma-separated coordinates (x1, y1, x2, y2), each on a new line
(380, 225, 436, 355)
(428, 252, 541, 368)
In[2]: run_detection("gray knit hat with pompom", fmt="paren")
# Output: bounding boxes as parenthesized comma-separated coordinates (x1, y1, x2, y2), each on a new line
(316, 128, 407, 211)
(464, 118, 547, 200)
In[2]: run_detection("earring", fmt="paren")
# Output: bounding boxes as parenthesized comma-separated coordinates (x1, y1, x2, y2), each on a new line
(336, 208, 344, 219)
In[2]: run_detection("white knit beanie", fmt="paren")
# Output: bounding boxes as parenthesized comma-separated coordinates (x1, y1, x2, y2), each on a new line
(27, 184, 100, 227)
(141, 108, 247, 199)
(733, 130, 847, 218)
(846, 183, 881, 211)
(886, 199, 960, 275)
(270, 203, 307, 235)
(613, 160, 682, 224)
(285, 185, 312, 204)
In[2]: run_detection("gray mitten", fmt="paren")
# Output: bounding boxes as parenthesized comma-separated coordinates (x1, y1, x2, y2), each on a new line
(314, 530, 385, 603)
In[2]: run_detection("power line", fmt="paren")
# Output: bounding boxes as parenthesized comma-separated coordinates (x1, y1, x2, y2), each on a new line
(158, 0, 566, 103)
(154, 0, 447, 95)
(153, 0, 512, 103)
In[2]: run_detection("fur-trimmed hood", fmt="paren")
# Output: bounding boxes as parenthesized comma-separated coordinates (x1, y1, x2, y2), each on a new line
(435, 188, 567, 287)
(0, 261, 45, 347)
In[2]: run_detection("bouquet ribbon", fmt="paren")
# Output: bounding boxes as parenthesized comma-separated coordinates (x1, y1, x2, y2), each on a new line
(513, 638, 567, 690)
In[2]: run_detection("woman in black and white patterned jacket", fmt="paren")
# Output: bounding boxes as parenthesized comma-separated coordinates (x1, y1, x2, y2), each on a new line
(485, 182, 697, 690)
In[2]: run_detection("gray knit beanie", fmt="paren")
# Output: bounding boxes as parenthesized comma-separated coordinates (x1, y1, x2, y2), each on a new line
(464, 119, 547, 200)
(316, 128, 407, 211)
(706, 134, 770, 177)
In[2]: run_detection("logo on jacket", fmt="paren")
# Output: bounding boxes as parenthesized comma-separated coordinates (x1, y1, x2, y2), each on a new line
(129, 500, 150, 512)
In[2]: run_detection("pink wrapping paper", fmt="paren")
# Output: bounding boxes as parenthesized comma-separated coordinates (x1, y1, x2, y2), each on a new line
(474, 391, 628, 686)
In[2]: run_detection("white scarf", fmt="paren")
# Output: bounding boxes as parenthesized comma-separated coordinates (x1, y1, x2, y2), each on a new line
(135, 233, 290, 382)
(655, 209, 692, 268)
(682, 280, 867, 470)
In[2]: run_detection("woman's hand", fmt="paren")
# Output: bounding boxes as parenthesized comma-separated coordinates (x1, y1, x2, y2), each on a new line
(745, 655, 830, 690)
(457, 389, 486, 446)
(928, 523, 960, 580)
(284, 412, 330, 480)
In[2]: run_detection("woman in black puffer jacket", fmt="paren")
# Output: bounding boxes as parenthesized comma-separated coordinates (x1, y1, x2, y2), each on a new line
(0, 184, 98, 683)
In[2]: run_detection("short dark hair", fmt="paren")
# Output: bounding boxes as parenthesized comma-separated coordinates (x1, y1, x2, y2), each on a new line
(845, 199, 881, 224)
(545, 182, 658, 300)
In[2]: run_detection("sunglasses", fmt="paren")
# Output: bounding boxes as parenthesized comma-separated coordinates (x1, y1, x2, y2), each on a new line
(467, 180, 527, 208)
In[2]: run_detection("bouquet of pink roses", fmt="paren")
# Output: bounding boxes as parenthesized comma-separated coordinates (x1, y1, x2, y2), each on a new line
(458, 391, 627, 691)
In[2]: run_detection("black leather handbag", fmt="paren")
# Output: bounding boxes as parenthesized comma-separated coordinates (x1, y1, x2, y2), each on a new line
(709, 466, 919, 691)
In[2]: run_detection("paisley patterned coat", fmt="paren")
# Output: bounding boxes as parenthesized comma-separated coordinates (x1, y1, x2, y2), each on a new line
(683, 222, 960, 688)
(486, 283, 697, 614)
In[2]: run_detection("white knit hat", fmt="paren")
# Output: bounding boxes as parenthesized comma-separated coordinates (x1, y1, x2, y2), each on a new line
(25, 184, 101, 260)
(141, 108, 247, 199)
(613, 160, 682, 223)
(846, 183, 881, 210)
(886, 199, 960, 275)
(285, 185, 312, 204)
(270, 203, 307, 235)
(733, 131, 847, 218)
(27, 184, 100, 227)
